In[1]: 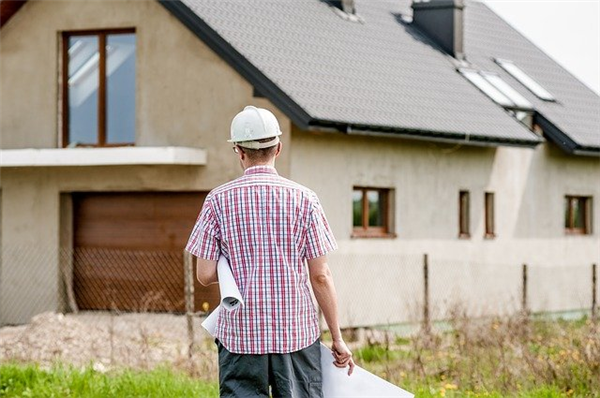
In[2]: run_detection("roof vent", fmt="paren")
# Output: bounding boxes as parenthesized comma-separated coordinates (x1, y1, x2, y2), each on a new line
(412, 0, 465, 60)
(329, 0, 356, 14)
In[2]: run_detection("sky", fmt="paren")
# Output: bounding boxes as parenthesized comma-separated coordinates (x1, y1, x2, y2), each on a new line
(481, 0, 600, 95)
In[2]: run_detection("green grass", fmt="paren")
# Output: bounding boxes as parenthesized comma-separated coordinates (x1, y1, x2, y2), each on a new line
(0, 363, 218, 398)
(1, 316, 597, 398)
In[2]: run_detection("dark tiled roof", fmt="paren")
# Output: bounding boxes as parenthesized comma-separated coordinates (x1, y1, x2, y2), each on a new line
(166, 0, 543, 148)
(167, 0, 600, 153)
(464, 1, 600, 154)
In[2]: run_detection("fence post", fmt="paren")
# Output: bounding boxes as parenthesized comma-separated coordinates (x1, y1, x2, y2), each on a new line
(522, 263, 528, 316)
(593, 263, 597, 322)
(422, 253, 430, 333)
(183, 250, 195, 370)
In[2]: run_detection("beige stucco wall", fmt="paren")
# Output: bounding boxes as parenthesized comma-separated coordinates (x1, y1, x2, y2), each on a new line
(290, 129, 600, 327)
(0, 0, 598, 328)
(0, 0, 291, 324)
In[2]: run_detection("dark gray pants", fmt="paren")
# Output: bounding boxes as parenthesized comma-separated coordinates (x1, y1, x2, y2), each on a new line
(216, 339, 323, 398)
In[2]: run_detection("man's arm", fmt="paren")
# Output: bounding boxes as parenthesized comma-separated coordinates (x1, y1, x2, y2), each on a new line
(308, 255, 355, 376)
(196, 257, 218, 286)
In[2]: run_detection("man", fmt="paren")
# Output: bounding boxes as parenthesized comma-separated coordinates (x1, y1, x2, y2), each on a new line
(186, 105, 354, 397)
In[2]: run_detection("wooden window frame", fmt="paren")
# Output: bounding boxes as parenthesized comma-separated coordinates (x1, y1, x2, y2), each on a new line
(484, 191, 495, 239)
(459, 190, 470, 239)
(352, 187, 395, 238)
(565, 195, 593, 235)
(61, 28, 136, 148)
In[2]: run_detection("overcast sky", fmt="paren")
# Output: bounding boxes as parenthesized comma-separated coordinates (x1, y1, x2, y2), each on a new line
(481, 0, 600, 95)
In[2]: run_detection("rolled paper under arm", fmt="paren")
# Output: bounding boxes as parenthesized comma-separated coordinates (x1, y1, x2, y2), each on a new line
(217, 255, 244, 310)
(201, 255, 242, 336)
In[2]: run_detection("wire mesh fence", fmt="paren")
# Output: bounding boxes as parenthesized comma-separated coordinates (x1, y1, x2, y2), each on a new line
(0, 245, 597, 375)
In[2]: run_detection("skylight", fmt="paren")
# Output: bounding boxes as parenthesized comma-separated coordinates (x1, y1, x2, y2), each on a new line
(459, 69, 533, 110)
(481, 72, 533, 109)
(495, 59, 555, 101)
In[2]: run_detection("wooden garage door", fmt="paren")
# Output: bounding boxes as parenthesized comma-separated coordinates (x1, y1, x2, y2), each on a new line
(73, 192, 220, 313)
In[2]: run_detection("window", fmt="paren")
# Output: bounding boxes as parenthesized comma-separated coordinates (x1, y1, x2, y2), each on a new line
(495, 59, 555, 101)
(459, 68, 533, 110)
(62, 29, 136, 147)
(352, 187, 392, 237)
(485, 192, 495, 238)
(565, 196, 592, 235)
(459, 190, 470, 238)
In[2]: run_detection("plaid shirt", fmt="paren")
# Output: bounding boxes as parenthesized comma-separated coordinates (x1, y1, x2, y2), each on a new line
(186, 165, 337, 354)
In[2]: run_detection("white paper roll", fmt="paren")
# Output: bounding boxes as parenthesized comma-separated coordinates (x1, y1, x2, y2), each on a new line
(217, 255, 244, 311)
(201, 255, 243, 336)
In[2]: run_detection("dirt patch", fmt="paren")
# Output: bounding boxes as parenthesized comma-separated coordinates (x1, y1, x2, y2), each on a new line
(0, 312, 218, 379)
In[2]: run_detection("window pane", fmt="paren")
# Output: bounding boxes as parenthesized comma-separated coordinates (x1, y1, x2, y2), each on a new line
(106, 34, 136, 144)
(496, 59, 555, 101)
(68, 36, 99, 145)
(367, 190, 383, 227)
(485, 192, 494, 235)
(352, 190, 363, 227)
(573, 198, 585, 229)
(459, 69, 514, 107)
(565, 197, 572, 228)
(460, 191, 470, 235)
(482, 72, 533, 110)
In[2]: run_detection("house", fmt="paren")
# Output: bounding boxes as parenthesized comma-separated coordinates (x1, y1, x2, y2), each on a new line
(1, 0, 598, 327)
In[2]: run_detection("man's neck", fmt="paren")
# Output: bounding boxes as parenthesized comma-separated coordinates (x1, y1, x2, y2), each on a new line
(243, 161, 276, 170)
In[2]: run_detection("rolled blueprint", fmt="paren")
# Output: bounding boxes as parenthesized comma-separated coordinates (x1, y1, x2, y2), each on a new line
(201, 255, 243, 335)
(217, 255, 244, 311)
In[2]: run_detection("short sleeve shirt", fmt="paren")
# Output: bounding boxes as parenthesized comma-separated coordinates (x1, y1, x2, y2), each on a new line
(186, 165, 337, 354)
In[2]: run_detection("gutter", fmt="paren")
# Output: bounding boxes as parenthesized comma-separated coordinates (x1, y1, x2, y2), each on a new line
(308, 120, 542, 149)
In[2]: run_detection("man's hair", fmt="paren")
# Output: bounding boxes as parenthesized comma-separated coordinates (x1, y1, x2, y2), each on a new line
(241, 137, 279, 162)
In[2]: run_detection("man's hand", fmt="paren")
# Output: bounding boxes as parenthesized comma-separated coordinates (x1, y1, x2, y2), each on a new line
(332, 339, 355, 376)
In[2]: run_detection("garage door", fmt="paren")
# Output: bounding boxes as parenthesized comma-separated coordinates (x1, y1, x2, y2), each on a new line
(73, 192, 220, 313)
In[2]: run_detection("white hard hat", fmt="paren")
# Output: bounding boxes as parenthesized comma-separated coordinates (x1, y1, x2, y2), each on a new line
(228, 106, 282, 149)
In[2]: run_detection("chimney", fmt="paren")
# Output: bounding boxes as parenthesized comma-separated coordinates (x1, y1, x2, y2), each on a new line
(412, 0, 465, 59)
(329, 0, 355, 14)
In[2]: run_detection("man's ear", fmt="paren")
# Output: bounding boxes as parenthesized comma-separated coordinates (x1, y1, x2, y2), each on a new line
(275, 142, 282, 157)
(237, 147, 246, 161)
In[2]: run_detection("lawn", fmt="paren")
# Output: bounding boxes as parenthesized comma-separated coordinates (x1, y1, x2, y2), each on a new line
(0, 364, 217, 398)
(1, 315, 598, 398)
